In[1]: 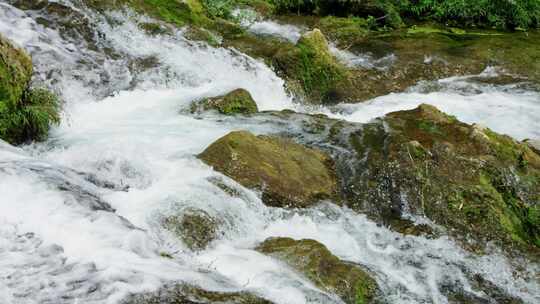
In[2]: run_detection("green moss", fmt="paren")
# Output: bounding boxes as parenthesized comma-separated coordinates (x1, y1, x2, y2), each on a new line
(274, 29, 349, 104)
(191, 89, 258, 115)
(418, 120, 443, 135)
(86, 0, 210, 26)
(318, 16, 370, 45)
(138, 22, 169, 35)
(256, 237, 377, 304)
(0, 35, 60, 144)
(163, 208, 219, 251)
(198, 130, 337, 208)
(0, 35, 32, 108)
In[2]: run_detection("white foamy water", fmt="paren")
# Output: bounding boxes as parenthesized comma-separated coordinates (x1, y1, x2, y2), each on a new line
(323, 71, 540, 140)
(247, 19, 303, 43)
(0, 2, 539, 304)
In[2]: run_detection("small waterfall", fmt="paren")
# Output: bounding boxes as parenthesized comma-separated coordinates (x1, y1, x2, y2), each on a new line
(0, 1, 538, 304)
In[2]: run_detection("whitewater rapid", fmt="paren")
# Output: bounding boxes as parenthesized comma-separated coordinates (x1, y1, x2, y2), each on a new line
(0, 1, 539, 304)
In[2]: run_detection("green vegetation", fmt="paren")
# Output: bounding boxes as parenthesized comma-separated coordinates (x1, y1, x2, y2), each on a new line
(0, 35, 60, 145)
(402, 0, 540, 30)
(258, 0, 540, 30)
(274, 29, 349, 104)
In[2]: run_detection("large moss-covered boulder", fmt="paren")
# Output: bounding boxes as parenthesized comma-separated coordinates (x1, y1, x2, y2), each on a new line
(341, 104, 540, 252)
(273, 29, 350, 105)
(223, 107, 540, 255)
(163, 208, 219, 251)
(256, 237, 378, 304)
(198, 131, 337, 208)
(190, 89, 258, 115)
(122, 284, 273, 304)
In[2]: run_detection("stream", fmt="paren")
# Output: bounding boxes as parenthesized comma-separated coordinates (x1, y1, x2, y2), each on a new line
(0, 1, 539, 303)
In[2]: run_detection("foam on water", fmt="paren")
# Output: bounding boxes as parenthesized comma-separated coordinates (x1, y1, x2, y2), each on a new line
(0, 2, 539, 304)
(321, 71, 540, 140)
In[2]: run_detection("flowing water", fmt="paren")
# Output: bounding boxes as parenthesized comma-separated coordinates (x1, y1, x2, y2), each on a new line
(0, 1, 539, 304)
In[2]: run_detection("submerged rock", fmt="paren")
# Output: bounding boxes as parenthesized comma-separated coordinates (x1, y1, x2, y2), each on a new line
(256, 237, 378, 304)
(190, 89, 258, 115)
(122, 284, 273, 304)
(198, 131, 337, 208)
(163, 208, 219, 251)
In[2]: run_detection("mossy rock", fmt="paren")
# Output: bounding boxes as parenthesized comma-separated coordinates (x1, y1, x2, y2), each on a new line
(343, 104, 540, 252)
(0, 34, 32, 108)
(122, 283, 273, 304)
(256, 237, 378, 304)
(0, 34, 60, 144)
(190, 89, 258, 115)
(163, 208, 219, 251)
(198, 131, 337, 208)
(273, 29, 350, 105)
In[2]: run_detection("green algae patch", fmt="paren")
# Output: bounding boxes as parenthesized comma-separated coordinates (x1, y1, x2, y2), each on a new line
(191, 89, 258, 115)
(256, 237, 378, 304)
(318, 16, 371, 46)
(198, 130, 337, 208)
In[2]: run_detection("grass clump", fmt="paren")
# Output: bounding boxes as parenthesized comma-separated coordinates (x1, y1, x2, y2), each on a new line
(0, 34, 60, 145)
(0, 88, 61, 144)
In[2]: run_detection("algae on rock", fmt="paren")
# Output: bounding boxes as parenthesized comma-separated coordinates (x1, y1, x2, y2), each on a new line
(198, 130, 337, 208)
(190, 88, 258, 115)
(343, 104, 540, 252)
(163, 208, 220, 251)
(256, 237, 379, 304)
(273, 29, 350, 104)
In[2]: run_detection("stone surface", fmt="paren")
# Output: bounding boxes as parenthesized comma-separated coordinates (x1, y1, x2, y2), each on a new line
(256, 237, 378, 304)
(199, 130, 337, 208)
(191, 89, 258, 115)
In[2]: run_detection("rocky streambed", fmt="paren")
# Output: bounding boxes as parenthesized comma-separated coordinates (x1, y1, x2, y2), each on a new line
(0, 1, 539, 304)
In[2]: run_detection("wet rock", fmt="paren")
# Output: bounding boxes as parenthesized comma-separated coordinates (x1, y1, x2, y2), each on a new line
(256, 237, 378, 304)
(198, 131, 337, 208)
(230, 106, 540, 254)
(190, 89, 258, 115)
(163, 208, 219, 251)
(342, 104, 540, 252)
(273, 29, 351, 105)
(122, 284, 273, 304)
